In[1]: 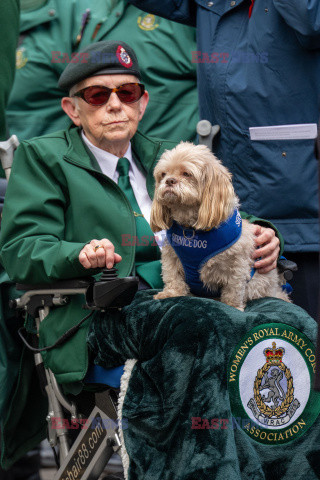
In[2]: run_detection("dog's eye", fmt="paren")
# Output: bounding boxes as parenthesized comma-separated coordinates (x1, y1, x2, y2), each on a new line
(183, 172, 191, 177)
(161, 172, 166, 178)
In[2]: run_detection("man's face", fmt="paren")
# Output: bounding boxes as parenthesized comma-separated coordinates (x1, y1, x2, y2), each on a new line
(64, 74, 149, 155)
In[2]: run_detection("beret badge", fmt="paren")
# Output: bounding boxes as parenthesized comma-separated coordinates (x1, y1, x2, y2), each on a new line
(116, 45, 133, 69)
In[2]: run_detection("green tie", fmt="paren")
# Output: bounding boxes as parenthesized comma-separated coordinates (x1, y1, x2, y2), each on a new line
(116, 157, 143, 217)
(116, 157, 162, 288)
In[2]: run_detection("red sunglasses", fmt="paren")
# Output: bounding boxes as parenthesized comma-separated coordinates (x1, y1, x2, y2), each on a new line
(71, 82, 145, 106)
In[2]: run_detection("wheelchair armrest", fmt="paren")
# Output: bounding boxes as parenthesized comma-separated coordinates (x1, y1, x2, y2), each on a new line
(16, 277, 95, 291)
(277, 257, 298, 281)
(13, 268, 139, 314)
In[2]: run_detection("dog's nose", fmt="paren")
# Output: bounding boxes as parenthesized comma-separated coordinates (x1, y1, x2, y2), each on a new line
(166, 177, 177, 186)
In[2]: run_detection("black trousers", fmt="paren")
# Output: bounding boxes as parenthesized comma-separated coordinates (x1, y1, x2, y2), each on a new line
(284, 252, 319, 321)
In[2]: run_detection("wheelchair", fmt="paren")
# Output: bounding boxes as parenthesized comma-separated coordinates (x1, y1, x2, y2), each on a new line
(9, 268, 140, 480)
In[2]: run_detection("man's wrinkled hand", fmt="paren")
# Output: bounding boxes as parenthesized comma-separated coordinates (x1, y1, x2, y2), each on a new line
(252, 225, 280, 274)
(79, 239, 122, 269)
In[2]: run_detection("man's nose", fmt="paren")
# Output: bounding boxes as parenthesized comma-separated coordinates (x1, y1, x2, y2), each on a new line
(166, 177, 177, 186)
(106, 91, 122, 109)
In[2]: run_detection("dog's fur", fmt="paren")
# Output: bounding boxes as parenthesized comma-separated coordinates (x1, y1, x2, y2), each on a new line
(150, 142, 289, 310)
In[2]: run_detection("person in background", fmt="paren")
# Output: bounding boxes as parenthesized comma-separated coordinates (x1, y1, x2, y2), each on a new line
(125, 0, 320, 319)
(6, 0, 198, 143)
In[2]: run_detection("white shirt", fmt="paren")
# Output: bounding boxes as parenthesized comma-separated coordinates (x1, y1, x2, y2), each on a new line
(81, 131, 152, 221)
(81, 131, 166, 247)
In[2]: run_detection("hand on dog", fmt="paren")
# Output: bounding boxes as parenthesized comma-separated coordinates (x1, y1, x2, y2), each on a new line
(79, 239, 122, 269)
(252, 226, 280, 274)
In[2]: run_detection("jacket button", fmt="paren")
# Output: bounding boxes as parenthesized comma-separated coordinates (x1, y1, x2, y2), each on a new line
(282, 152, 287, 157)
(48, 9, 55, 16)
(265, 8, 269, 13)
(207, 1, 214, 6)
(230, 1, 236, 5)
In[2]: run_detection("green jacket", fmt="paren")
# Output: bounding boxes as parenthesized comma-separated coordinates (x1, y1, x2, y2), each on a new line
(0, 124, 177, 382)
(6, 0, 198, 142)
(0, 125, 177, 468)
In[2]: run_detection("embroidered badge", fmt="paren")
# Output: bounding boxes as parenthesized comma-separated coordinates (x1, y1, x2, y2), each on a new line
(16, 47, 28, 69)
(116, 45, 132, 69)
(137, 13, 159, 31)
(228, 323, 320, 444)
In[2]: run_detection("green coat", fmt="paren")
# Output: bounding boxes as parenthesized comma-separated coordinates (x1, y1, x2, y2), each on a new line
(0, 125, 177, 383)
(6, 0, 198, 142)
(0, 125, 176, 468)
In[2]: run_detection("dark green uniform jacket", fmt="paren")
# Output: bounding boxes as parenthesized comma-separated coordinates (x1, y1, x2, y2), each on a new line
(0, 125, 175, 468)
(0, 125, 177, 383)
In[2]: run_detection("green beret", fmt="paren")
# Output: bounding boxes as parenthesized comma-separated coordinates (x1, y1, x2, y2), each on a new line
(58, 40, 141, 91)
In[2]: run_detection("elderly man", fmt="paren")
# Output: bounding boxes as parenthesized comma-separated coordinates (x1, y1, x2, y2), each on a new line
(0, 40, 284, 476)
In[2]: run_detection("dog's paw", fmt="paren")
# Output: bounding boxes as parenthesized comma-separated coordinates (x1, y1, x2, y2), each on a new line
(154, 290, 183, 300)
(235, 306, 245, 312)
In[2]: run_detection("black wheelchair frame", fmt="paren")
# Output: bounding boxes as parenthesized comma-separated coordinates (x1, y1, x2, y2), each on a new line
(11, 269, 139, 480)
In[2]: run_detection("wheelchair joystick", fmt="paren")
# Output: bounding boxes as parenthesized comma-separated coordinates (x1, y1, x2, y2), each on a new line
(86, 268, 139, 310)
(99, 266, 119, 281)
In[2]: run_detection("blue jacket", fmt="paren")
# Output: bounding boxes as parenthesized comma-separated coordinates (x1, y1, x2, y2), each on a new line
(127, 0, 320, 252)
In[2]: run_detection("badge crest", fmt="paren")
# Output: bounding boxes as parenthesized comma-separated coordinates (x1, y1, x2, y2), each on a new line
(228, 323, 320, 444)
(116, 45, 133, 69)
(248, 342, 300, 427)
(137, 14, 159, 31)
(16, 47, 28, 69)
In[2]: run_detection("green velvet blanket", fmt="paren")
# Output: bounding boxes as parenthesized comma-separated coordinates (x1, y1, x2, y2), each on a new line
(88, 291, 320, 480)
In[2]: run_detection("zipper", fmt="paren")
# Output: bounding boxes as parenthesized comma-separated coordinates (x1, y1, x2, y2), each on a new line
(146, 141, 162, 199)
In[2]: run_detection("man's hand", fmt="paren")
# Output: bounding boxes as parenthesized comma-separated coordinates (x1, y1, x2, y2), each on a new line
(79, 239, 122, 269)
(252, 225, 280, 274)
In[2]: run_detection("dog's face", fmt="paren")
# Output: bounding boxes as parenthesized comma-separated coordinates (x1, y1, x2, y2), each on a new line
(151, 142, 237, 232)
(153, 148, 202, 208)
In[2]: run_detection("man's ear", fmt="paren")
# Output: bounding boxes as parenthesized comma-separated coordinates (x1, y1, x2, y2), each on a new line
(61, 97, 81, 126)
(138, 90, 149, 121)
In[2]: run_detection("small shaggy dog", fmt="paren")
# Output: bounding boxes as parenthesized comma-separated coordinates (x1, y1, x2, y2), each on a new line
(150, 142, 289, 310)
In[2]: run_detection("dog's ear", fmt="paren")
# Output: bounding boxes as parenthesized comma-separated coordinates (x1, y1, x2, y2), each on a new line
(150, 200, 172, 232)
(195, 159, 235, 230)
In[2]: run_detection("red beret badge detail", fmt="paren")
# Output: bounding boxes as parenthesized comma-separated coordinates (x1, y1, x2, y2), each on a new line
(116, 45, 133, 69)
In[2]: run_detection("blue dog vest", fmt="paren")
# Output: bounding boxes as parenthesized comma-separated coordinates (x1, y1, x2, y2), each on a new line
(166, 209, 242, 297)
